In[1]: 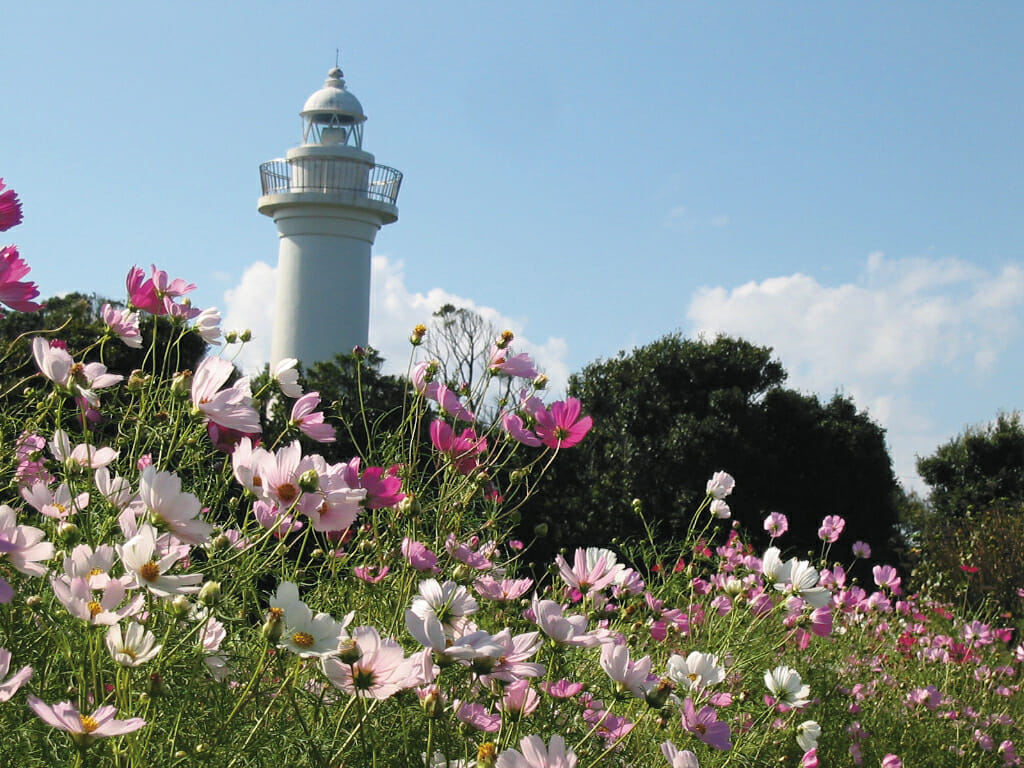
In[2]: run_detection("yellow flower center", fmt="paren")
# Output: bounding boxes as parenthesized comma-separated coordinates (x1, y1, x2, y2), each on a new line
(292, 631, 314, 648)
(88, 600, 104, 617)
(79, 714, 100, 733)
(118, 646, 137, 660)
(478, 743, 497, 760)
(87, 568, 104, 578)
(268, 607, 284, 620)
(139, 561, 161, 582)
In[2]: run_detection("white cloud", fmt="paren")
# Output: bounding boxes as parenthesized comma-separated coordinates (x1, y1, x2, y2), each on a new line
(687, 253, 1024, 489)
(220, 255, 570, 392)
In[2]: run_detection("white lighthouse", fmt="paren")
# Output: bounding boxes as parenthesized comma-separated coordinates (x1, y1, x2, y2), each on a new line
(259, 66, 401, 367)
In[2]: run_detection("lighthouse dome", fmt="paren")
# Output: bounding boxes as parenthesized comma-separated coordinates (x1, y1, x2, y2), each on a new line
(301, 67, 366, 125)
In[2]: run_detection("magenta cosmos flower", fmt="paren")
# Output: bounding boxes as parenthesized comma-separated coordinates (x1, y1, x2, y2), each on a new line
(27, 696, 146, 745)
(533, 398, 592, 449)
(0, 246, 42, 314)
(430, 420, 487, 475)
(0, 178, 23, 231)
(125, 264, 198, 318)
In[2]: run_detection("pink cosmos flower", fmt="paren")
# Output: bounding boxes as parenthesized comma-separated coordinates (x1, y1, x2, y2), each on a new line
(125, 264, 198, 317)
(353, 565, 390, 584)
(32, 339, 123, 406)
(456, 701, 501, 733)
(681, 696, 732, 750)
(342, 459, 404, 509)
(50, 576, 143, 626)
(101, 303, 142, 348)
(530, 596, 612, 647)
(501, 411, 542, 447)
(0, 178, 23, 231)
(429, 420, 487, 475)
(401, 537, 440, 573)
(489, 344, 539, 379)
(474, 575, 533, 602)
(872, 565, 902, 593)
(322, 625, 418, 699)
(0, 648, 32, 703)
(289, 392, 336, 443)
(191, 357, 261, 435)
(501, 679, 541, 718)
(600, 642, 653, 698)
(881, 755, 902, 768)
(118, 524, 202, 597)
(556, 547, 624, 595)
(136, 465, 213, 546)
(0, 504, 54, 604)
(495, 734, 577, 768)
(852, 540, 872, 558)
(0, 246, 42, 314)
(818, 515, 846, 543)
(480, 629, 545, 684)
(541, 679, 585, 698)
(533, 398, 592, 449)
(27, 696, 146, 745)
(21, 481, 89, 520)
(764, 511, 789, 538)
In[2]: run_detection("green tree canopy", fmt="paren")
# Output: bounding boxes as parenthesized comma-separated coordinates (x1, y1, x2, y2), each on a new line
(520, 333, 901, 567)
(916, 411, 1024, 519)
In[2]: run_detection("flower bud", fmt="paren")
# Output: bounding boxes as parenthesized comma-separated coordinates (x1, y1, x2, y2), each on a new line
(198, 581, 221, 607)
(210, 533, 231, 551)
(262, 609, 284, 644)
(171, 595, 192, 619)
(533, 522, 549, 538)
(25, 595, 42, 609)
(224, 331, 239, 344)
(496, 329, 514, 349)
(147, 672, 167, 697)
(420, 687, 443, 719)
(532, 374, 549, 390)
(239, 329, 252, 343)
(298, 469, 320, 493)
(409, 323, 427, 346)
(644, 678, 675, 709)
(338, 639, 362, 665)
(57, 521, 81, 547)
(452, 564, 473, 583)
(352, 345, 365, 359)
(171, 369, 193, 395)
(477, 742, 498, 768)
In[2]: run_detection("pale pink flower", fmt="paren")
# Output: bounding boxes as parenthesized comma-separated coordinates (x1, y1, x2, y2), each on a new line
(21, 481, 88, 520)
(193, 306, 222, 344)
(881, 755, 902, 768)
(481, 629, 545, 683)
(61, 544, 117, 588)
(496, 734, 577, 768)
(32, 339, 122, 406)
(191, 357, 260, 435)
(322, 625, 417, 699)
(852, 540, 872, 558)
(530, 597, 612, 648)
(660, 741, 699, 768)
(817, 515, 846, 543)
(50, 576, 142, 626)
(706, 471, 735, 499)
(401, 537, 440, 573)
(101, 303, 142, 348)
(764, 665, 810, 709)
(49, 430, 119, 470)
(489, 344, 539, 379)
(0, 648, 32, 702)
(95, 467, 136, 511)
(456, 701, 501, 732)
(290, 392, 336, 443)
(353, 565, 390, 583)
(474, 575, 533, 602)
(872, 565, 902, 592)
(0, 245, 42, 313)
(272, 357, 303, 398)
(763, 511, 789, 538)
(271, 582, 348, 658)
(555, 547, 623, 595)
(600, 642, 653, 698)
(501, 679, 541, 717)
(0, 504, 53, 603)
(27, 696, 145, 744)
(710, 499, 731, 519)
(541, 679, 584, 698)
(118, 524, 202, 597)
(137, 465, 213, 546)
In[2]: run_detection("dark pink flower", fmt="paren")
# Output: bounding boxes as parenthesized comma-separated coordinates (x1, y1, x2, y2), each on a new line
(343, 458, 404, 509)
(126, 264, 198, 317)
(489, 344, 539, 379)
(533, 398, 592, 448)
(0, 179, 23, 231)
(0, 246, 42, 314)
(429, 420, 486, 475)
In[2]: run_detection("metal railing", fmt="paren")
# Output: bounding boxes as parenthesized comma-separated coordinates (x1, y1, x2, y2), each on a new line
(259, 157, 402, 205)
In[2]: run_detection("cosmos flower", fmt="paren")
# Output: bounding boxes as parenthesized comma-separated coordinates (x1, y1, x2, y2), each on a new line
(764, 665, 810, 709)
(533, 398, 592, 449)
(495, 734, 577, 768)
(101, 303, 142, 348)
(106, 622, 162, 667)
(322, 625, 418, 699)
(27, 696, 145, 745)
(0, 648, 32, 703)
(0, 178, 23, 231)
(0, 246, 42, 314)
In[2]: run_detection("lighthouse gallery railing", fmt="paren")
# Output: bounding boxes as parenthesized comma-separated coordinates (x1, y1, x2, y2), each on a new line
(259, 158, 402, 205)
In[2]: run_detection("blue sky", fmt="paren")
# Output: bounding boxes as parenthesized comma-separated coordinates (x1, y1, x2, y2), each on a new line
(4, 2, 1023, 491)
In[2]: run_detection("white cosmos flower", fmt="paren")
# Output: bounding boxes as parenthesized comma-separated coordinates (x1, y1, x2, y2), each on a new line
(796, 720, 821, 751)
(119, 524, 202, 597)
(106, 622, 162, 667)
(666, 651, 725, 691)
(273, 357, 303, 398)
(765, 665, 810, 708)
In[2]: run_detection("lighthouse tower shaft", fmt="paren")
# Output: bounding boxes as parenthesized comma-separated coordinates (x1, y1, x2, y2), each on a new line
(259, 67, 401, 368)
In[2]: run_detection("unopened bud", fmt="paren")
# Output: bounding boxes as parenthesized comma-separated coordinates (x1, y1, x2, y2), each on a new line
(644, 678, 675, 709)
(147, 672, 167, 697)
(127, 370, 150, 391)
(496, 330, 514, 349)
(58, 521, 81, 546)
(239, 329, 252, 343)
(532, 374, 549, 390)
(452, 564, 473, 583)
(224, 331, 239, 344)
(352, 345, 365, 359)
(338, 638, 362, 664)
(533, 522, 549, 538)
(25, 595, 42, 609)
(298, 469, 320, 493)
(171, 369, 193, 395)
(198, 581, 221, 607)
(210, 533, 231, 551)
(262, 609, 284, 644)
(420, 688, 443, 719)
(171, 595, 191, 619)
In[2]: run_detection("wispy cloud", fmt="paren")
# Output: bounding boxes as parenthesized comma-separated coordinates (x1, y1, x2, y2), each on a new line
(221, 256, 570, 392)
(686, 252, 1024, 488)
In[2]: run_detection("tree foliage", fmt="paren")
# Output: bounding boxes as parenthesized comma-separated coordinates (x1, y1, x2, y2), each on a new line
(519, 333, 901, 569)
(916, 411, 1024, 519)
